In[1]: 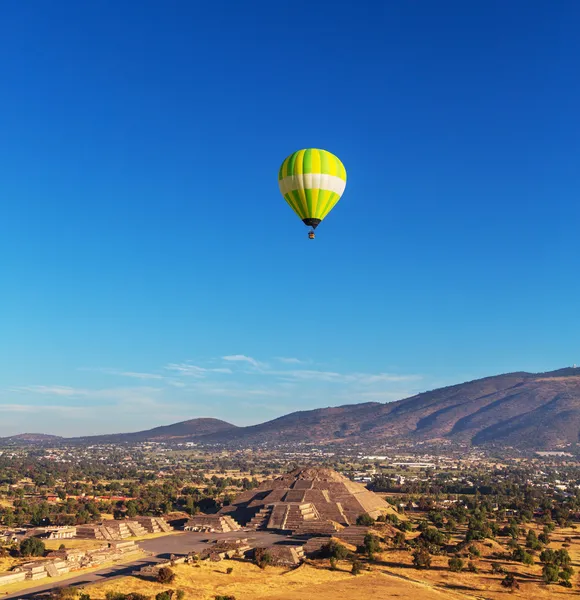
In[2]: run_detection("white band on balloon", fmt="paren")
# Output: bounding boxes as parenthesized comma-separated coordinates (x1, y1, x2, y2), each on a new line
(278, 173, 346, 196)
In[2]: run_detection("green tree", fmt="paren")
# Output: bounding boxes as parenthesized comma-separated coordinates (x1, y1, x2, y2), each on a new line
(501, 573, 520, 591)
(20, 537, 45, 557)
(362, 533, 381, 559)
(325, 540, 349, 560)
(156, 567, 175, 584)
(542, 564, 560, 584)
(356, 513, 375, 526)
(412, 548, 431, 569)
(448, 556, 464, 572)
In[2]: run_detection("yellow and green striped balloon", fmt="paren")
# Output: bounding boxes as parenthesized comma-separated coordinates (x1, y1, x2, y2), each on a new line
(278, 148, 346, 230)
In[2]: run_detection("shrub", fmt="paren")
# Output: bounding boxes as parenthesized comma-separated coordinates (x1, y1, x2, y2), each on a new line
(79, 594, 91, 600)
(468, 544, 481, 558)
(491, 563, 507, 575)
(542, 564, 560, 584)
(176, 592, 185, 600)
(356, 513, 375, 527)
(393, 532, 406, 548)
(226, 567, 234, 574)
(52, 588, 78, 600)
(215, 596, 236, 600)
(412, 548, 431, 569)
(538, 532, 550, 545)
(512, 546, 533, 565)
(363, 533, 381, 559)
(501, 573, 520, 591)
(419, 527, 447, 547)
(467, 561, 478, 573)
(329, 557, 338, 570)
(351, 559, 362, 575)
(20, 537, 46, 557)
(324, 540, 349, 560)
(448, 556, 464, 572)
(156, 567, 176, 584)
(155, 593, 174, 600)
(254, 548, 273, 569)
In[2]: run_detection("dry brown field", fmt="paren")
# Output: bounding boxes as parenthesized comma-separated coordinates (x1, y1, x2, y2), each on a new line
(81, 522, 580, 600)
(83, 560, 469, 600)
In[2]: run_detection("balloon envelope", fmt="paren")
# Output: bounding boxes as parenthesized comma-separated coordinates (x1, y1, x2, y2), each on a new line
(278, 148, 346, 229)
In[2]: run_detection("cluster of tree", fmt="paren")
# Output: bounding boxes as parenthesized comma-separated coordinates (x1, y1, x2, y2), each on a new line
(0, 474, 260, 527)
(539, 548, 574, 587)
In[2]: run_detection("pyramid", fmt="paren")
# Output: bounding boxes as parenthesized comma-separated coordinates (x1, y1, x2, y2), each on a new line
(219, 467, 393, 534)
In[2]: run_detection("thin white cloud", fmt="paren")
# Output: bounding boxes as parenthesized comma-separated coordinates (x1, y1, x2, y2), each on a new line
(0, 404, 88, 414)
(113, 371, 164, 380)
(78, 367, 165, 381)
(165, 363, 232, 377)
(269, 369, 422, 384)
(9, 385, 163, 402)
(222, 354, 263, 368)
(11, 385, 90, 396)
(275, 357, 306, 364)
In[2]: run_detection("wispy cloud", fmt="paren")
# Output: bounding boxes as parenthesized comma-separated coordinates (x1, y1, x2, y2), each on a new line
(9, 385, 163, 403)
(268, 369, 422, 385)
(165, 363, 232, 377)
(78, 367, 165, 381)
(2, 353, 428, 436)
(275, 357, 306, 364)
(222, 354, 263, 368)
(11, 385, 89, 397)
(0, 404, 88, 414)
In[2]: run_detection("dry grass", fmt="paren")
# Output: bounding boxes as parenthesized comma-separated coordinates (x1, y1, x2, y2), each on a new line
(44, 539, 108, 551)
(84, 560, 467, 600)
(0, 555, 20, 572)
(373, 526, 580, 600)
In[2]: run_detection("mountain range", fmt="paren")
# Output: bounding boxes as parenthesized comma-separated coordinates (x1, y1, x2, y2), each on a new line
(2, 367, 580, 450)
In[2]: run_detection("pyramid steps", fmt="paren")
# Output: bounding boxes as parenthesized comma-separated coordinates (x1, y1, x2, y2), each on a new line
(247, 506, 273, 530)
(125, 521, 148, 537)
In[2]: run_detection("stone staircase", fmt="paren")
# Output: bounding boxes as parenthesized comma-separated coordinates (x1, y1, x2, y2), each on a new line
(125, 521, 148, 537)
(293, 520, 342, 536)
(247, 506, 273, 530)
(221, 516, 242, 532)
(136, 517, 173, 533)
(184, 514, 241, 532)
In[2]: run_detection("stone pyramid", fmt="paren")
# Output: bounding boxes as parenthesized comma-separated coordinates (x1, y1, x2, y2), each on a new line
(220, 467, 392, 534)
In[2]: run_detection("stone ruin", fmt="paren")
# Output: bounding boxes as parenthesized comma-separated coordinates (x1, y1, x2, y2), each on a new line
(219, 466, 393, 535)
(0, 540, 140, 588)
(76, 517, 172, 540)
(183, 514, 242, 533)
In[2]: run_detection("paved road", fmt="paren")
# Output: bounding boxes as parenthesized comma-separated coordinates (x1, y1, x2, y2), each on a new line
(2, 530, 292, 599)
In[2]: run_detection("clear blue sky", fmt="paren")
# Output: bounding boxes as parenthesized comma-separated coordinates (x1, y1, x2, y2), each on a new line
(1, 1, 579, 436)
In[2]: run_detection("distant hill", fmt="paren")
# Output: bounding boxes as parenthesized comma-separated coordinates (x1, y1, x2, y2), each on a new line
(1, 433, 63, 443)
(69, 418, 238, 444)
(2, 368, 580, 449)
(200, 367, 580, 449)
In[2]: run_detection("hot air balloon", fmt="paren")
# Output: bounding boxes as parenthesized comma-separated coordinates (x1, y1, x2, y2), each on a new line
(278, 148, 346, 239)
